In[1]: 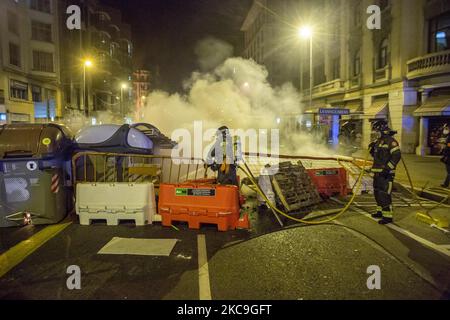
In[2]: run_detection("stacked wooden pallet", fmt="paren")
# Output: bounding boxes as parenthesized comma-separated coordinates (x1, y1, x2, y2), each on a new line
(271, 161, 322, 211)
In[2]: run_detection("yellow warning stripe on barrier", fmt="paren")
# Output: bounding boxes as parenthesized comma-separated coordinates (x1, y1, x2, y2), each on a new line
(0, 222, 72, 278)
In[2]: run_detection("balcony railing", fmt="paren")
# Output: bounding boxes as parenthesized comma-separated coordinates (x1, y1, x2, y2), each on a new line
(303, 79, 345, 98)
(407, 50, 450, 80)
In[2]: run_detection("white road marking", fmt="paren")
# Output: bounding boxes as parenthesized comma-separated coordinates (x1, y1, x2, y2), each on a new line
(197, 234, 212, 300)
(333, 220, 440, 289)
(351, 205, 450, 259)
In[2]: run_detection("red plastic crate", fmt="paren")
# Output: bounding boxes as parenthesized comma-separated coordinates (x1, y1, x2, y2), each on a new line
(306, 167, 348, 197)
(158, 182, 249, 231)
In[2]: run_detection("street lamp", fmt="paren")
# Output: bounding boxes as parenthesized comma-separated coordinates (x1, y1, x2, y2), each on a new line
(120, 83, 128, 118)
(83, 59, 93, 117)
(298, 26, 313, 110)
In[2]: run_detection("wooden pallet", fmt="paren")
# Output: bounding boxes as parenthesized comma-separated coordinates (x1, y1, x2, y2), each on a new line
(272, 161, 321, 212)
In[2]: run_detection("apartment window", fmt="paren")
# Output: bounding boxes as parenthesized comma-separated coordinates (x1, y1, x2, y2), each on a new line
(429, 12, 450, 53)
(9, 43, 20, 67)
(10, 80, 28, 101)
(32, 86, 42, 102)
(378, 38, 389, 68)
(30, 0, 51, 14)
(32, 21, 52, 42)
(8, 11, 19, 35)
(32, 51, 54, 72)
(353, 51, 361, 76)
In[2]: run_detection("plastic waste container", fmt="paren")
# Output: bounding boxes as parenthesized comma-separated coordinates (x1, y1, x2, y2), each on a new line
(0, 123, 74, 227)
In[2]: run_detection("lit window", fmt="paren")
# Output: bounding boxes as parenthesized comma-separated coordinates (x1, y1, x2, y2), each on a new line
(436, 31, 448, 51)
(428, 12, 450, 53)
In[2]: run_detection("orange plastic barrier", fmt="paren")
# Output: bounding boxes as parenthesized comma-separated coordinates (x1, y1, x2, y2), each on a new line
(158, 182, 249, 231)
(306, 167, 348, 197)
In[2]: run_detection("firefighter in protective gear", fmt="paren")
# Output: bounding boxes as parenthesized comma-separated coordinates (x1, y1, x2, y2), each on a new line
(206, 126, 242, 186)
(368, 120, 401, 224)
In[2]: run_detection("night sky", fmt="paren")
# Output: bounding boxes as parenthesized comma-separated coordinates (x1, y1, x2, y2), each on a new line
(100, 0, 253, 92)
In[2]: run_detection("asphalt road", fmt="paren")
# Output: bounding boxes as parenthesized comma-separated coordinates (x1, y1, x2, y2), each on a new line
(1, 188, 449, 300)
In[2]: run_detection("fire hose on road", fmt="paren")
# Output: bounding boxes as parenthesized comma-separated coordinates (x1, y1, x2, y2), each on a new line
(238, 151, 449, 228)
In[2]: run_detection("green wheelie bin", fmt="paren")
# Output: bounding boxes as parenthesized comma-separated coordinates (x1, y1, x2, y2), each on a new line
(0, 123, 74, 227)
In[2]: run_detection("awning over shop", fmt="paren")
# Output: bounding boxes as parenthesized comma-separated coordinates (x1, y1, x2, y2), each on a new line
(413, 96, 450, 116)
(345, 100, 363, 114)
(365, 101, 388, 119)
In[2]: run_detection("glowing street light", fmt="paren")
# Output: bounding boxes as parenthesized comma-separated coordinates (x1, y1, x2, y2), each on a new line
(298, 26, 312, 39)
(298, 26, 313, 110)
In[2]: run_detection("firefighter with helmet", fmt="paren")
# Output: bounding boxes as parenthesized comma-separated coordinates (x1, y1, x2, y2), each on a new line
(206, 126, 242, 186)
(368, 120, 402, 224)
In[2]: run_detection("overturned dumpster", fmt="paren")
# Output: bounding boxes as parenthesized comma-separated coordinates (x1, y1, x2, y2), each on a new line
(0, 123, 74, 227)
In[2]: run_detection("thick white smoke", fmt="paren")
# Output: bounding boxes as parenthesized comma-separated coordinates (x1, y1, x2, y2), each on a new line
(138, 37, 333, 157)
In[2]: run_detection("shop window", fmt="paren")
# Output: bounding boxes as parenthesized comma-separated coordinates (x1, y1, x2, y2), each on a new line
(31, 21, 52, 42)
(30, 0, 51, 14)
(378, 38, 389, 69)
(428, 11, 450, 53)
(32, 51, 54, 72)
(9, 43, 20, 67)
(10, 80, 28, 101)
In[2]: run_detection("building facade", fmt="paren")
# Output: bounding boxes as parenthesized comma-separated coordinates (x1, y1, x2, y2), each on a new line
(0, 0, 62, 124)
(133, 69, 150, 121)
(241, 0, 450, 155)
(241, 0, 301, 87)
(59, 0, 133, 121)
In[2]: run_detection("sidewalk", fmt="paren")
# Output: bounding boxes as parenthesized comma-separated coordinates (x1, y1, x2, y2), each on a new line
(351, 150, 447, 189)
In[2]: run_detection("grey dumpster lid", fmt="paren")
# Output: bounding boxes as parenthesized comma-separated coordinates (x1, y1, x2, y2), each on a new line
(0, 123, 73, 159)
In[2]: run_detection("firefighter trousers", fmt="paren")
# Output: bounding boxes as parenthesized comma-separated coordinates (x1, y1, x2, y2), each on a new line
(373, 172, 394, 218)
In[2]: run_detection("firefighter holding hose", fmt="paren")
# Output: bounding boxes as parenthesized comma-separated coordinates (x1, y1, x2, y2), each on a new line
(206, 126, 242, 186)
(369, 120, 402, 224)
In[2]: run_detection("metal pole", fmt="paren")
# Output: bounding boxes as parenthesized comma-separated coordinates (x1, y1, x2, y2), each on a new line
(120, 87, 123, 118)
(300, 44, 303, 93)
(84, 64, 89, 118)
(309, 35, 313, 110)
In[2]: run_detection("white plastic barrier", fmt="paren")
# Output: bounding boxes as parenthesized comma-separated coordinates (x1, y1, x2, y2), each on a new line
(76, 182, 156, 226)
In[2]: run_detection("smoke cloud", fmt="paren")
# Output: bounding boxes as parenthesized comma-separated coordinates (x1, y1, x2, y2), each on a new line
(139, 38, 332, 157)
(194, 36, 234, 72)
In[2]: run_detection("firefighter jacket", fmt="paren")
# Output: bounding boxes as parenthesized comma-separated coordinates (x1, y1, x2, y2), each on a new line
(369, 134, 401, 174)
(206, 135, 242, 170)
